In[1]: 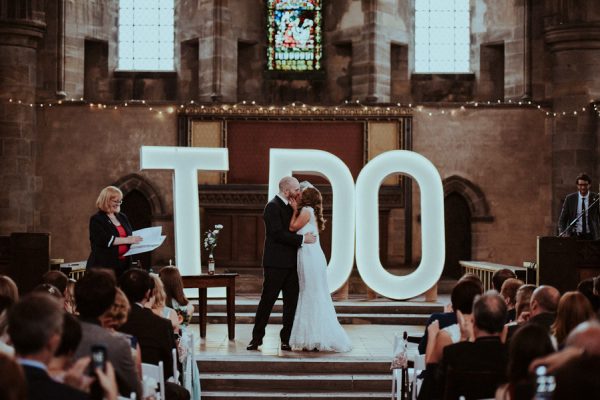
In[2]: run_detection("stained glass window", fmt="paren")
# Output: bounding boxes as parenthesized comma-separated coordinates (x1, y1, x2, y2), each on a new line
(415, 0, 470, 73)
(118, 0, 174, 71)
(267, 0, 322, 72)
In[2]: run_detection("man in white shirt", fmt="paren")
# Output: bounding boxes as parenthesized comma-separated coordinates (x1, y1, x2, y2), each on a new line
(559, 173, 600, 240)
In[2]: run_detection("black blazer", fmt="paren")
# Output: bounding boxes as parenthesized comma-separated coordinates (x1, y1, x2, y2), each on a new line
(86, 211, 133, 269)
(418, 312, 457, 354)
(262, 196, 303, 269)
(558, 191, 600, 239)
(22, 364, 88, 400)
(118, 304, 177, 379)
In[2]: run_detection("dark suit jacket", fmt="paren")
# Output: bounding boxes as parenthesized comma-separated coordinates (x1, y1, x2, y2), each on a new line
(438, 336, 507, 395)
(418, 312, 457, 354)
(558, 192, 600, 239)
(118, 304, 177, 379)
(262, 196, 303, 269)
(22, 364, 88, 400)
(86, 211, 133, 269)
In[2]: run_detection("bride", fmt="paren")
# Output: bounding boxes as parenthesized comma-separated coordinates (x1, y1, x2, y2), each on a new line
(288, 182, 352, 352)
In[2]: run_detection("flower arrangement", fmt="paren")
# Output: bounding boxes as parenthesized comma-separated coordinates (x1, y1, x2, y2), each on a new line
(203, 224, 223, 255)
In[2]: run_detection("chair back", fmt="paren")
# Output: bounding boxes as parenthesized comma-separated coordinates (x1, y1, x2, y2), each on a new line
(142, 361, 165, 400)
(171, 347, 180, 383)
(443, 367, 505, 400)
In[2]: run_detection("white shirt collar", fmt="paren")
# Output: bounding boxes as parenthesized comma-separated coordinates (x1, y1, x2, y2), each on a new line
(579, 192, 590, 200)
(276, 193, 289, 205)
(18, 358, 47, 371)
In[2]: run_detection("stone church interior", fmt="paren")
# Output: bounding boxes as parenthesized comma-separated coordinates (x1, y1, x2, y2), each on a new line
(1, 0, 600, 398)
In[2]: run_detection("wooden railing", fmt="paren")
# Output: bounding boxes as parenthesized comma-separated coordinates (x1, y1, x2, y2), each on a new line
(459, 261, 531, 291)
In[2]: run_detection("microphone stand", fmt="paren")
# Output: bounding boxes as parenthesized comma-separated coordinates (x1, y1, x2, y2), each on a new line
(559, 194, 600, 237)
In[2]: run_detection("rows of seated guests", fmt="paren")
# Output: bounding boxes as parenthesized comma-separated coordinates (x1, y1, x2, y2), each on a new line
(0, 267, 193, 400)
(417, 269, 600, 399)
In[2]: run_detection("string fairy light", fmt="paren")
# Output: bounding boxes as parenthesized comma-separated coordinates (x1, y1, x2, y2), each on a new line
(1, 96, 599, 119)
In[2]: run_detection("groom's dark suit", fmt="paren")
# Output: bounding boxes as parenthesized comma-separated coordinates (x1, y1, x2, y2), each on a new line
(251, 195, 303, 346)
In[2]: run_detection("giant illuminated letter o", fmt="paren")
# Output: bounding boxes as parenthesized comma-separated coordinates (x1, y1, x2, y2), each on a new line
(269, 149, 355, 293)
(355, 150, 445, 299)
(141, 146, 229, 276)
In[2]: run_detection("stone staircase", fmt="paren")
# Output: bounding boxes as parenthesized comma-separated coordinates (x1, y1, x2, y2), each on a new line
(197, 298, 444, 326)
(198, 355, 394, 399)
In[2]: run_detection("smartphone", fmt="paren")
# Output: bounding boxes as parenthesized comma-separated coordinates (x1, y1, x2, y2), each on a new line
(90, 344, 107, 373)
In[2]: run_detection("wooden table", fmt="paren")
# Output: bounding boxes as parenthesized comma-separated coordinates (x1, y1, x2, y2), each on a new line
(182, 273, 238, 340)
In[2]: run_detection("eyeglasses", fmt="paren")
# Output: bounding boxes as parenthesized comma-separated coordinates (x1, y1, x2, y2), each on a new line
(111, 200, 123, 205)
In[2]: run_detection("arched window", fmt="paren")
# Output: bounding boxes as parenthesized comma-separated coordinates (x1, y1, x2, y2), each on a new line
(415, 0, 470, 73)
(266, 0, 323, 72)
(118, 0, 174, 71)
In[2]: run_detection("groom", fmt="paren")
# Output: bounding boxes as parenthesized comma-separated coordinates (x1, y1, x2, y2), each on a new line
(247, 176, 316, 351)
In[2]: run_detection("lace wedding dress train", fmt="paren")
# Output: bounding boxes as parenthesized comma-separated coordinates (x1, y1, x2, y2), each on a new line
(289, 207, 352, 352)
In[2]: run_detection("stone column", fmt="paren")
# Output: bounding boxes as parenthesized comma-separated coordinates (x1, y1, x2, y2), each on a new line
(544, 0, 600, 220)
(0, 1, 46, 234)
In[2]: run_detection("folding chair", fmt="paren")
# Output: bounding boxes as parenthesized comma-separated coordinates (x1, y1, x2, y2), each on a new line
(142, 361, 165, 400)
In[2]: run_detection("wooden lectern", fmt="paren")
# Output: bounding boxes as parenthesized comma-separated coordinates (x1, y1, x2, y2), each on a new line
(537, 236, 600, 293)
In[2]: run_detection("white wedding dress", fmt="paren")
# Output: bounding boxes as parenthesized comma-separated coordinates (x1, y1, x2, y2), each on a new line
(289, 207, 352, 352)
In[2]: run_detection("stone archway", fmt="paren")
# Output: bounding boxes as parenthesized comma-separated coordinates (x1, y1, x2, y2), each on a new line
(442, 176, 493, 278)
(112, 174, 167, 268)
(113, 174, 166, 218)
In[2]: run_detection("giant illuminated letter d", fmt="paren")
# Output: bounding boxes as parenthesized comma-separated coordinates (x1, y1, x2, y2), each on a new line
(355, 150, 445, 299)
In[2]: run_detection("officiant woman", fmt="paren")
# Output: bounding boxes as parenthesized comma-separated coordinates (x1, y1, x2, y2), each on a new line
(87, 186, 142, 277)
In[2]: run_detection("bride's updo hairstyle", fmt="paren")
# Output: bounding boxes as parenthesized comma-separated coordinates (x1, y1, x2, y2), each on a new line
(298, 187, 326, 231)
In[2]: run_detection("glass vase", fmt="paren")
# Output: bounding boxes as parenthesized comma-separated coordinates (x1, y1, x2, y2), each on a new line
(208, 252, 215, 275)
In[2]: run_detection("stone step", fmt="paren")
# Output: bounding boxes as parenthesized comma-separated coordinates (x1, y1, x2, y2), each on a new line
(200, 391, 392, 399)
(198, 356, 391, 374)
(197, 312, 430, 325)
(203, 299, 444, 315)
(200, 373, 392, 392)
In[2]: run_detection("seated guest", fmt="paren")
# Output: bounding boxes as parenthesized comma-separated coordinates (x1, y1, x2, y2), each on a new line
(551, 291, 595, 347)
(495, 324, 554, 400)
(500, 278, 524, 323)
(73, 269, 140, 398)
(418, 274, 483, 354)
(0, 275, 19, 356)
(98, 288, 142, 378)
(525, 285, 560, 333)
(160, 266, 194, 326)
(553, 355, 600, 399)
(504, 284, 536, 342)
(147, 274, 180, 333)
(576, 278, 600, 313)
(42, 271, 76, 313)
(48, 313, 83, 383)
(436, 292, 509, 399)
(492, 269, 517, 292)
(529, 320, 600, 375)
(425, 280, 483, 364)
(8, 293, 87, 400)
(0, 352, 27, 400)
(118, 269, 189, 400)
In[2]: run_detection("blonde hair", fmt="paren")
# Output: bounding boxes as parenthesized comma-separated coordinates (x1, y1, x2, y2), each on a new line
(100, 287, 130, 329)
(150, 274, 167, 309)
(96, 186, 123, 213)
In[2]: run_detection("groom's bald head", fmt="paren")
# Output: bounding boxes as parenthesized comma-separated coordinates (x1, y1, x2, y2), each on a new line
(279, 176, 301, 200)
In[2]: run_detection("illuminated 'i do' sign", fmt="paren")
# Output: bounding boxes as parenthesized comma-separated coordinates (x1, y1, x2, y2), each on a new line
(140, 146, 445, 300)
